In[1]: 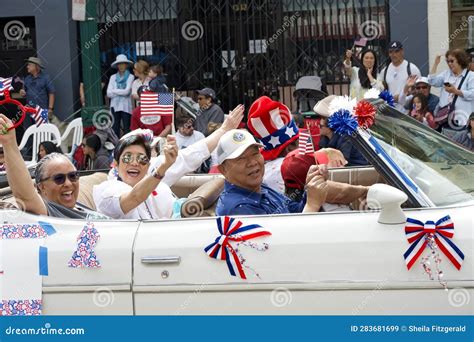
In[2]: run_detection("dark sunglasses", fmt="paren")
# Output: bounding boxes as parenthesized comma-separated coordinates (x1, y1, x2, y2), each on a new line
(416, 86, 428, 89)
(121, 152, 149, 165)
(41, 171, 80, 185)
(446, 59, 456, 63)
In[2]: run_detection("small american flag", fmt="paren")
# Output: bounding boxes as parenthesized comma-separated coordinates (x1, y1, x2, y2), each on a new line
(298, 129, 315, 155)
(140, 91, 174, 116)
(0, 77, 13, 96)
(31, 105, 49, 127)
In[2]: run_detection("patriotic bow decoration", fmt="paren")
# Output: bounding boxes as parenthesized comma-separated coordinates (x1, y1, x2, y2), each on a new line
(68, 223, 101, 268)
(204, 216, 271, 279)
(404, 215, 464, 271)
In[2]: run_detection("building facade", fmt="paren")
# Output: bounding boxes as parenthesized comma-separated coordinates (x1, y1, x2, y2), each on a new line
(0, 0, 438, 118)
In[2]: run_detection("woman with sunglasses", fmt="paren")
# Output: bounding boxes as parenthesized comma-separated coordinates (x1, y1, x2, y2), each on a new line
(93, 104, 245, 219)
(429, 49, 474, 129)
(0, 114, 107, 219)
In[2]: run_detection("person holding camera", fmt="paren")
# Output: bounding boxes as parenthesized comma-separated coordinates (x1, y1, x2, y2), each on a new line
(429, 49, 474, 130)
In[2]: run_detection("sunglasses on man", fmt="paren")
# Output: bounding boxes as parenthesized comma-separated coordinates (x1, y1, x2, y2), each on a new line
(40, 171, 80, 185)
(416, 85, 428, 90)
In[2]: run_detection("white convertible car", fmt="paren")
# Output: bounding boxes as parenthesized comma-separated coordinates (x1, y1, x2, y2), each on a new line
(0, 100, 472, 315)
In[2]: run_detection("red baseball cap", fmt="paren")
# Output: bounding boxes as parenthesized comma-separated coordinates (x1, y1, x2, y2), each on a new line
(280, 149, 316, 190)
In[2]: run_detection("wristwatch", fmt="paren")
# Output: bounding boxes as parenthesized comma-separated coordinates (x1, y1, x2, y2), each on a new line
(153, 167, 165, 180)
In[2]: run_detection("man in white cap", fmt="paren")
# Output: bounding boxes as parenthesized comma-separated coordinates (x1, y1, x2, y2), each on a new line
(215, 129, 328, 216)
(400, 76, 439, 113)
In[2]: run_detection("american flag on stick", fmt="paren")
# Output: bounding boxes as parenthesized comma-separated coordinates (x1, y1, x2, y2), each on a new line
(140, 91, 174, 116)
(31, 106, 48, 127)
(298, 129, 315, 155)
(0, 77, 13, 96)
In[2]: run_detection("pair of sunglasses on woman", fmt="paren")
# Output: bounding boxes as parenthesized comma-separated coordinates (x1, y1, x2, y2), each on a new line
(40, 171, 80, 185)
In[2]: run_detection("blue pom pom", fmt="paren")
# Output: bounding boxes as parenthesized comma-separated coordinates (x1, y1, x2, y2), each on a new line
(328, 109, 359, 136)
(379, 90, 395, 107)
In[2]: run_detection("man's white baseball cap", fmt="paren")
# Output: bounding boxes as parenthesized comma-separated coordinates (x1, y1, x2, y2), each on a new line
(216, 129, 262, 165)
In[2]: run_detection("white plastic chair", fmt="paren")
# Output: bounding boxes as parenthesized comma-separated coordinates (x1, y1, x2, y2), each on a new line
(18, 123, 62, 168)
(60, 117, 83, 158)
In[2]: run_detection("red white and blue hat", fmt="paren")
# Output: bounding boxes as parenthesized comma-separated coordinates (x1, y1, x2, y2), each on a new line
(247, 96, 299, 161)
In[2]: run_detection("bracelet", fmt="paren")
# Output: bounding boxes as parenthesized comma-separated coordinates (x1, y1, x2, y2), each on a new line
(152, 167, 165, 180)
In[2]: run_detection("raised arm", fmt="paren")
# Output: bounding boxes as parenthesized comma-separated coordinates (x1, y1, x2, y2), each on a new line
(343, 50, 353, 78)
(119, 136, 178, 214)
(203, 104, 244, 152)
(0, 114, 47, 215)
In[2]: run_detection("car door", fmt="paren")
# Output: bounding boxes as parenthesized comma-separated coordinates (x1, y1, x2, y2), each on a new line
(133, 207, 473, 315)
(2, 211, 140, 315)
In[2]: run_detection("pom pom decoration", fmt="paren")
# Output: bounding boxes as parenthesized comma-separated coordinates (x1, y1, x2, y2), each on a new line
(328, 95, 357, 115)
(363, 88, 381, 100)
(328, 109, 359, 136)
(353, 100, 376, 129)
(379, 90, 395, 107)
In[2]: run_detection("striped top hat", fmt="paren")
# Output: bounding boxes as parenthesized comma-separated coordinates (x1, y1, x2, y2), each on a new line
(247, 96, 299, 161)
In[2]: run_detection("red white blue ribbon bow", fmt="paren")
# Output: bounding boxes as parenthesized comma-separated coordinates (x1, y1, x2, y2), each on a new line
(204, 216, 271, 279)
(404, 215, 464, 270)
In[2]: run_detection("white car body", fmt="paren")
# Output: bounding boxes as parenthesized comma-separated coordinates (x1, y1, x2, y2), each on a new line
(1, 101, 473, 315)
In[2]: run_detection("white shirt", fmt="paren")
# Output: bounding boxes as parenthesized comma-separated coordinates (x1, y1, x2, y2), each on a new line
(95, 139, 211, 219)
(131, 77, 151, 100)
(263, 158, 285, 193)
(93, 179, 174, 219)
(428, 69, 474, 126)
(378, 60, 421, 112)
(348, 66, 384, 100)
(148, 138, 211, 186)
(175, 131, 205, 149)
(107, 73, 134, 114)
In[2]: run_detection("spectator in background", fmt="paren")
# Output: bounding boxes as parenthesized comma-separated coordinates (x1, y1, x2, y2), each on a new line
(130, 85, 172, 137)
(343, 49, 384, 99)
(83, 134, 112, 170)
(409, 93, 436, 129)
(429, 49, 474, 129)
(195, 88, 225, 136)
(20, 57, 55, 118)
(131, 60, 151, 108)
(175, 115, 205, 149)
(107, 54, 134, 138)
(38, 141, 62, 161)
(378, 41, 421, 112)
(401, 76, 439, 114)
(148, 64, 168, 93)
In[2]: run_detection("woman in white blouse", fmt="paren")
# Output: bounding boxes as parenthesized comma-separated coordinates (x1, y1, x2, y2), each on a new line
(93, 104, 245, 219)
(131, 60, 151, 108)
(344, 49, 384, 99)
(107, 54, 135, 138)
(429, 49, 474, 128)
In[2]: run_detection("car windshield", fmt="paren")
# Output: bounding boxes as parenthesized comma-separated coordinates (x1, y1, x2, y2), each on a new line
(368, 104, 474, 206)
